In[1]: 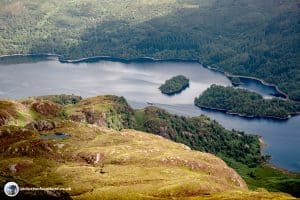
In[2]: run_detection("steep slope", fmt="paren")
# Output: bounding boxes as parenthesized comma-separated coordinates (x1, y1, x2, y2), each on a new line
(0, 95, 298, 199)
(0, 121, 293, 199)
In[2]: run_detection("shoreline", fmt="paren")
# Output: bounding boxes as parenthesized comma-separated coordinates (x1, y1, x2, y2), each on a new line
(0, 53, 289, 101)
(206, 66, 289, 100)
(265, 163, 300, 175)
(196, 105, 296, 120)
(1, 92, 299, 173)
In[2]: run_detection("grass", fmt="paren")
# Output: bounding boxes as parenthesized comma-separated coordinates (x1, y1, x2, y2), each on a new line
(222, 156, 300, 197)
(0, 122, 245, 198)
(1, 121, 294, 199)
(0, 95, 298, 199)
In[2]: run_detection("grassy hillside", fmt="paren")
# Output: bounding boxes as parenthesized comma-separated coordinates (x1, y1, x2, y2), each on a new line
(0, 122, 294, 199)
(0, 0, 299, 100)
(0, 94, 299, 199)
(0, 108, 295, 199)
(134, 106, 300, 198)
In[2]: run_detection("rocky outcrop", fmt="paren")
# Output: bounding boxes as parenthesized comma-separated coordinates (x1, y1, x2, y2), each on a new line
(26, 120, 59, 131)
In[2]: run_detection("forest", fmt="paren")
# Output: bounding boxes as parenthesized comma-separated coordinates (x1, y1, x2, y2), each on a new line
(134, 106, 262, 166)
(159, 75, 189, 95)
(195, 85, 300, 119)
(0, 0, 299, 100)
(134, 106, 300, 197)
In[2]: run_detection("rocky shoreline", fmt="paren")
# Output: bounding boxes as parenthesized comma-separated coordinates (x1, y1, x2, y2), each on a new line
(197, 105, 294, 120)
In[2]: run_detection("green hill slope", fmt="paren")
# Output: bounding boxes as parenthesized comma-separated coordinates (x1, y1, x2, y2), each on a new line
(0, 95, 299, 199)
(0, 0, 299, 100)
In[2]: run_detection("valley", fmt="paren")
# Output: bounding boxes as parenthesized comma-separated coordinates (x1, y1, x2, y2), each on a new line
(0, 0, 299, 199)
(1, 0, 299, 100)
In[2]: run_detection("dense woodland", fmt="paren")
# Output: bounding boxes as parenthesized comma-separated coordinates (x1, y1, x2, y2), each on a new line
(159, 75, 189, 95)
(134, 106, 262, 166)
(0, 0, 299, 100)
(195, 85, 300, 119)
(133, 106, 300, 197)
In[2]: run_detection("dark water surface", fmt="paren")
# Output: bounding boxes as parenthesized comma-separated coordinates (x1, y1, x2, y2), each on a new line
(40, 133, 70, 139)
(0, 56, 299, 172)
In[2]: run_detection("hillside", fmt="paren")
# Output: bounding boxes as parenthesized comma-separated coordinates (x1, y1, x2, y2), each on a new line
(0, 95, 299, 199)
(0, 0, 299, 100)
(0, 122, 294, 200)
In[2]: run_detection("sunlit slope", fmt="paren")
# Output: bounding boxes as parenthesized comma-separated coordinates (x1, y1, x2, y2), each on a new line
(0, 95, 296, 199)
(0, 121, 294, 199)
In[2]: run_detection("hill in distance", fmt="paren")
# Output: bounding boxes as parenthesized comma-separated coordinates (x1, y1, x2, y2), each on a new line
(0, 0, 299, 100)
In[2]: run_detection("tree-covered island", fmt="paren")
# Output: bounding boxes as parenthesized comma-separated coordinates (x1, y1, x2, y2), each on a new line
(195, 85, 300, 119)
(228, 76, 242, 86)
(159, 75, 189, 95)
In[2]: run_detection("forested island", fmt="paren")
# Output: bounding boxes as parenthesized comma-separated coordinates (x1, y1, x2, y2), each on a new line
(159, 75, 189, 95)
(195, 85, 300, 119)
(228, 76, 242, 86)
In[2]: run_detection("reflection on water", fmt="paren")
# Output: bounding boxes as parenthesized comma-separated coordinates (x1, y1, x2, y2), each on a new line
(0, 56, 299, 172)
(236, 77, 286, 99)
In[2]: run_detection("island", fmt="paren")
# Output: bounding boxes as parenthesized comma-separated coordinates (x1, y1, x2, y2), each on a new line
(194, 85, 300, 119)
(159, 75, 189, 95)
(228, 76, 242, 86)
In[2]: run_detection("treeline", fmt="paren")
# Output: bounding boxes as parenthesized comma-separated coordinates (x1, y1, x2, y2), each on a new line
(159, 75, 189, 95)
(195, 85, 300, 119)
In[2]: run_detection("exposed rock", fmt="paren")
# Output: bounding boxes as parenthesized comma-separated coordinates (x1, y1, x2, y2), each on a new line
(26, 120, 59, 131)
(74, 152, 105, 166)
(70, 110, 107, 127)
(9, 164, 17, 173)
(54, 143, 65, 149)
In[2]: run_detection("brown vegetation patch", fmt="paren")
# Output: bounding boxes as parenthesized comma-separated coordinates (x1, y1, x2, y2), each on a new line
(70, 110, 107, 127)
(0, 127, 34, 154)
(4, 139, 57, 158)
(0, 110, 11, 126)
(6, 161, 33, 174)
(0, 101, 18, 126)
(31, 101, 62, 116)
(26, 120, 59, 131)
